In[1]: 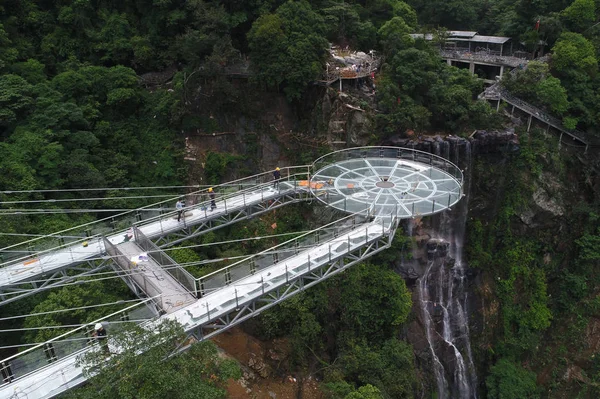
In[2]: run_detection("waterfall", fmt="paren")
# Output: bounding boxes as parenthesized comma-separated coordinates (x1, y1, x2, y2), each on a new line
(412, 140, 478, 398)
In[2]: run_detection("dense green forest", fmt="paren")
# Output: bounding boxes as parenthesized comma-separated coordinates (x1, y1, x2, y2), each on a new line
(1, 0, 600, 398)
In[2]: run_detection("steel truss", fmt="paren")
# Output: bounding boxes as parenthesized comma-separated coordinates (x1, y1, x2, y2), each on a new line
(152, 189, 309, 248)
(0, 260, 110, 307)
(0, 189, 307, 306)
(184, 220, 399, 342)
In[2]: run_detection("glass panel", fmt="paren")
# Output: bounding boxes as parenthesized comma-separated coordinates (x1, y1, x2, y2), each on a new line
(229, 262, 252, 283)
(9, 350, 48, 379)
(53, 335, 88, 359)
(202, 273, 227, 293)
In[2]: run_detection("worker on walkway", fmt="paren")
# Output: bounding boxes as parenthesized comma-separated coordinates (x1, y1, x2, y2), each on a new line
(92, 323, 109, 355)
(176, 199, 184, 222)
(273, 167, 281, 189)
(208, 188, 216, 211)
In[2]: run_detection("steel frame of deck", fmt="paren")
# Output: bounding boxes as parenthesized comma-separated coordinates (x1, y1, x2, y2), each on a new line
(185, 219, 398, 342)
(0, 260, 110, 307)
(0, 189, 308, 307)
(154, 188, 309, 248)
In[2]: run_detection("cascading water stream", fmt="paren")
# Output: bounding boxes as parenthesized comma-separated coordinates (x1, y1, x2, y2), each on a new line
(412, 141, 478, 398)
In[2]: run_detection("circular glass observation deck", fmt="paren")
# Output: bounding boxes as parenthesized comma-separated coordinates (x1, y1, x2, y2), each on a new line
(309, 147, 463, 218)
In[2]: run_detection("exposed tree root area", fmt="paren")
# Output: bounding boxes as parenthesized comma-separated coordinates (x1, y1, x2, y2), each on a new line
(213, 327, 324, 399)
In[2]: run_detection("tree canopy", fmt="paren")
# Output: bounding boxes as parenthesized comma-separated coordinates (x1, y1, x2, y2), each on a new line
(68, 319, 241, 399)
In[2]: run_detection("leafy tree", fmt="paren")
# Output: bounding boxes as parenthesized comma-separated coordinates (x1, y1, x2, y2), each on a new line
(551, 32, 597, 75)
(561, 0, 596, 32)
(321, 2, 377, 49)
(69, 319, 241, 399)
(23, 279, 132, 342)
(575, 227, 600, 261)
(337, 263, 412, 343)
(377, 16, 414, 54)
(486, 359, 540, 399)
(248, 0, 328, 100)
(535, 76, 569, 114)
(336, 339, 417, 398)
(10, 59, 46, 84)
(406, 0, 482, 30)
(376, 40, 486, 136)
(502, 61, 570, 118)
(392, 2, 418, 29)
(345, 384, 384, 399)
(0, 74, 34, 127)
(0, 23, 18, 70)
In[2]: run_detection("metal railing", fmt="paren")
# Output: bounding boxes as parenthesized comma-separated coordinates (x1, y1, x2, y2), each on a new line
(133, 227, 196, 296)
(497, 88, 593, 145)
(321, 57, 380, 83)
(132, 166, 311, 238)
(195, 208, 382, 297)
(440, 49, 529, 67)
(309, 146, 463, 217)
(0, 299, 154, 386)
(0, 166, 310, 271)
(311, 146, 463, 186)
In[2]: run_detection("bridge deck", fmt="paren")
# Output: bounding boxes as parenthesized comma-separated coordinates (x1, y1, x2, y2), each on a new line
(114, 241, 195, 313)
(0, 184, 299, 291)
(0, 218, 388, 399)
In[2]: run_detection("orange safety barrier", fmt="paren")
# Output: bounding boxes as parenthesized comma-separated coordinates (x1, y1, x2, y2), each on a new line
(299, 181, 325, 189)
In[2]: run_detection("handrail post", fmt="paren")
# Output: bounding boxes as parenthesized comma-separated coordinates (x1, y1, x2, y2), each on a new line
(285, 264, 289, 284)
(235, 288, 239, 309)
(261, 276, 265, 295)
(307, 253, 311, 272)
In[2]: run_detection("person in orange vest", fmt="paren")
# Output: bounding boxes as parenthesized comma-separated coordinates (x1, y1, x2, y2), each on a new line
(273, 167, 281, 188)
(208, 188, 216, 211)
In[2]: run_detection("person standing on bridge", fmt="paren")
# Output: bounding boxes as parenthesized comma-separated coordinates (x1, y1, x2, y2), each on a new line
(273, 167, 281, 189)
(208, 188, 216, 211)
(92, 323, 109, 355)
(176, 199, 184, 222)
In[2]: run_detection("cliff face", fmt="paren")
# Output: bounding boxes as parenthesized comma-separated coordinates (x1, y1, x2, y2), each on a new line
(387, 129, 599, 398)
(182, 79, 378, 185)
(464, 132, 600, 398)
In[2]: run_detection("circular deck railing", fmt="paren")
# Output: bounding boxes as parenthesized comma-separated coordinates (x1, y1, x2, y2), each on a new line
(309, 146, 464, 218)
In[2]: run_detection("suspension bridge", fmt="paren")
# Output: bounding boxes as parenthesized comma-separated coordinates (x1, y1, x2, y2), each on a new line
(0, 147, 464, 399)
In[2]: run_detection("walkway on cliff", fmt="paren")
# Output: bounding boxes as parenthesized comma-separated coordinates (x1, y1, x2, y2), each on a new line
(479, 82, 600, 152)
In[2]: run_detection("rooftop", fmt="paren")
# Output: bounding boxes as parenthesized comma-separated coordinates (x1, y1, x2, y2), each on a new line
(410, 32, 511, 44)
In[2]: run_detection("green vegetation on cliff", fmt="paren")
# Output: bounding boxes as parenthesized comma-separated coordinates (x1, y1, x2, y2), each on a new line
(1, 0, 600, 398)
(467, 126, 600, 397)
